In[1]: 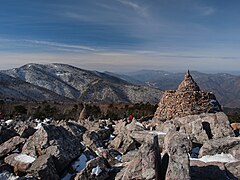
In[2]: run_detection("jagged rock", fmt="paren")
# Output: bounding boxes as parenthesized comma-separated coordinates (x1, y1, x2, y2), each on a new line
(113, 120, 127, 134)
(154, 71, 222, 121)
(125, 119, 145, 132)
(95, 148, 122, 166)
(16, 124, 36, 139)
(155, 120, 181, 133)
(164, 131, 191, 180)
(109, 133, 139, 154)
(4, 153, 35, 173)
(96, 129, 112, 141)
(122, 150, 139, 163)
(74, 157, 110, 180)
(82, 131, 105, 151)
(22, 124, 84, 173)
(190, 160, 229, 180)
(199, 137, 240, 159)
(78, 120, 101, 132)
(130, 131, 165, 147)
(59, 120, 87, 139)
(27, 154, 59, 180)
(0, 136, 25, 158)
(0, 126, 18, 144)
(225, 161, 240, 179)
(115, 138, 156, 180)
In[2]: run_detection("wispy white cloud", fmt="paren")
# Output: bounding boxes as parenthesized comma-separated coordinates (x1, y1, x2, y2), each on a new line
(117, 0, 148, 17)
(24, 40, 98, 52)
(199, 7, 215, 16)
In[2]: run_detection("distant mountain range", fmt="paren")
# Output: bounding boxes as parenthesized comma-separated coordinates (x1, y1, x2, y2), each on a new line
(1, 64, 239, 107)
(0, 64, 162, 104)
(105, 70, 240, 108)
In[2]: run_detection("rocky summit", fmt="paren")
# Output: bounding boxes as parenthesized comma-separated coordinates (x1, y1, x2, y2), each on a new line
(154, 71, 222, 121)
(0, 70, 239, 180)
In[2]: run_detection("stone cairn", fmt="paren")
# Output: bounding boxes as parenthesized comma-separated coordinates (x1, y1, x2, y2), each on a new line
(154, 70, 222, 121)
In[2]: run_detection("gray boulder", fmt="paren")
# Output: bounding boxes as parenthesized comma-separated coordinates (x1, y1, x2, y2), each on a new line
(109, 133, 138, 154)
(22, 124, 84, 173)
(170, 112, 235, 144)
(164, 131, 191, 180)
(59, 120, 86, 139)
(27, 154, 59, 180)
(199, 137, 240, 159)
(0, 136, 25, 158)
(115, 140, 156, 180)
(4, 153, 35, 173)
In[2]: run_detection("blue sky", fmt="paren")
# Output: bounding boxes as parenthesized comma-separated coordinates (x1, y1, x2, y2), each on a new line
(0, 0, 240, 72)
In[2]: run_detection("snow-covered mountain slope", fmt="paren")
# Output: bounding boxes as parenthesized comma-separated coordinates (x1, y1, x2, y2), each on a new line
(1, 64, 162, 104)
(0, 72, 70, 102)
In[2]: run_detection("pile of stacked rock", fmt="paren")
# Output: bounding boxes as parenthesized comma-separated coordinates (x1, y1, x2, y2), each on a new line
(154, 70, 222, 121)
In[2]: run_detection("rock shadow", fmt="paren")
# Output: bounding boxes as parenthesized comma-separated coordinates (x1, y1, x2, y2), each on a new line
(190, 165, 238, 180)
(202, 122, 213, 139)
(233, 129, 239, 137)
(190, 142, 202, 158)
(160, 153, 169, 180)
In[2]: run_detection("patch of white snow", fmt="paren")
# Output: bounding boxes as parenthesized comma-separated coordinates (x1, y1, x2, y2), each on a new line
(5, 119, 13, 125)
(14, 154, 36, 163)
(115, 155, 122, 161)
(72, 154, 88, 172)
(34, 123, 42, 129)
(91, 166, 102, 176)
(147, 131, 167, 136)
(0, 171, 19, 180)
(190, 153, 237, 163)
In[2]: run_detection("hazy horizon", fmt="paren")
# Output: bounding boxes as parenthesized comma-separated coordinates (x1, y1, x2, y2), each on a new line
(1, 62, 240, 76)
(0, 0, 240, 72)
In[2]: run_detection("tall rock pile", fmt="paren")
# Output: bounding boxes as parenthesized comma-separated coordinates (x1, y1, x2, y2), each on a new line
(154, 71, 222, 121)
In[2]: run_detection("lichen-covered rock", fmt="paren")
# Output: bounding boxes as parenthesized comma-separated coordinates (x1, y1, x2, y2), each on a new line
(154, 71, 222, 121)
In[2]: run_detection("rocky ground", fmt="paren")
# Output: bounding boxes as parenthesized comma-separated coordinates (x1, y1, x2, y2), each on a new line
(0, 112, 239, 180)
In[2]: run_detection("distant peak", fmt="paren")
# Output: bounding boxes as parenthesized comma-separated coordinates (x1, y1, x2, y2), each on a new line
(177, 70, 200, 92)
